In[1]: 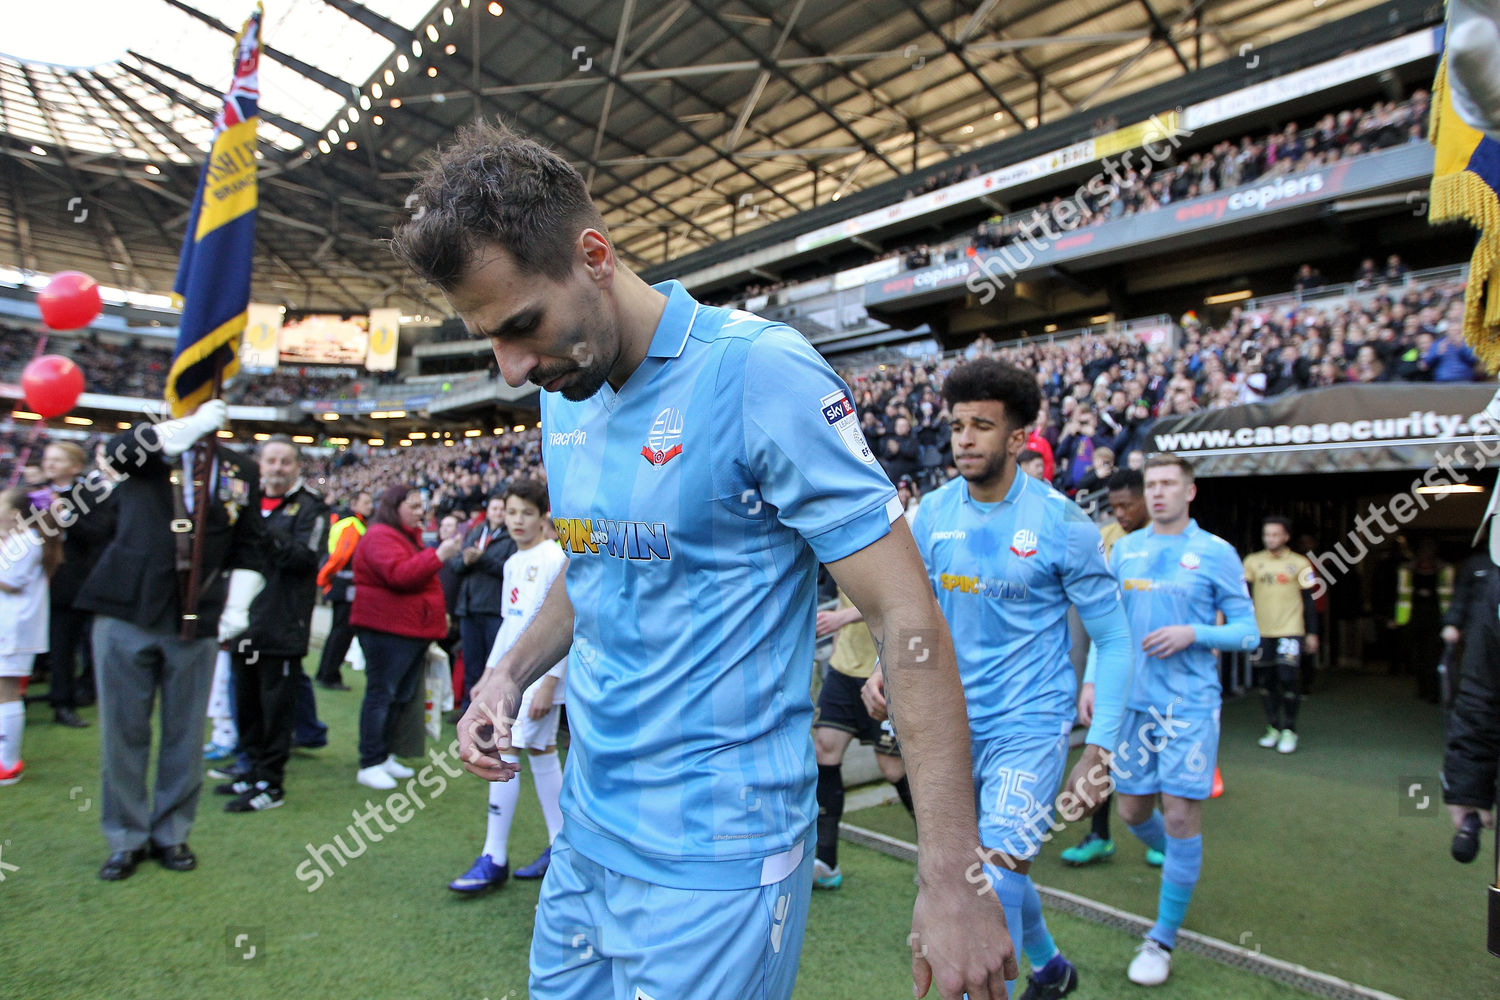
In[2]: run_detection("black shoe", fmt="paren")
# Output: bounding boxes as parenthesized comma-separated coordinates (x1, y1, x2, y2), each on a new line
(151, 843, 197, 871)
(98, 847, 148, 881)
(207, 766, 249, 782)
(54, 707, 89, 728)
(293, 736, 328, 750)
(1020, 959, 1079, 1000)
(225, 783, 284, 812)
(317, 680, 351, 691)
(215, 779, 255, 796)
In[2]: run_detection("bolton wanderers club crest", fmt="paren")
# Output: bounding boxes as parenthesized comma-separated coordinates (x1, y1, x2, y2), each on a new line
(642, 407, 684, 466)
(1179, 551, 1201, 570)
(1010, 529, 1038, 558)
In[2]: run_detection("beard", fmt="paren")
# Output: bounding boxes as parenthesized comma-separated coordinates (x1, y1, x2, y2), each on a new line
(958, 450, 1010, 487)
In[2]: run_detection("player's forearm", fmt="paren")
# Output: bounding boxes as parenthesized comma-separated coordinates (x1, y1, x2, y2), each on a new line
(1190, 615, 1258, 651)
(488, 571, 575, 694)
(1080, 605, 1133, 749)
(868, 599, 982, 880)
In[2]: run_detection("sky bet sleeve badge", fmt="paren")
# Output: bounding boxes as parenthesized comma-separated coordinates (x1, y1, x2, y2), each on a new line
(819, 389, 875, 464)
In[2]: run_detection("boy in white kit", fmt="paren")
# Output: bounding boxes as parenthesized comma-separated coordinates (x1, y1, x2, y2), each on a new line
(449, 478, 568, 891)
(0, 487, 63, 785)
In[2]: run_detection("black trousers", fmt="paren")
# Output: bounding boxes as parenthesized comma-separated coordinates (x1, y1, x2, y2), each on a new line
(355, 628, 428, 769)
(48, 604, 94, 709)
(316, 600, 354, 685)
(234, 653, 298, 787)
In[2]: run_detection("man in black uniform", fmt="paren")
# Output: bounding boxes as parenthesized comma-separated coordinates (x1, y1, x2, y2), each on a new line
(217, 436, 329, 812)
(78, 401, 263, 880)
(1441, 548, 1498, 845)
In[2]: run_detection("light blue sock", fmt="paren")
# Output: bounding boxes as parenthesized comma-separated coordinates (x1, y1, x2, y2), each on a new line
(1149, 833, 1203, 948)
(988, 865, 1027, 992)
(1019, 875, 1059, 969)
(1128, 810, 1167, 853)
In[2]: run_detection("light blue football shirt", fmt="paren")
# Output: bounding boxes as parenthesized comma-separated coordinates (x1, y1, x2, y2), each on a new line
(1109, 518, 1258, 717)
(541, 280, 900, 890)
(911, 471, 1121, 739)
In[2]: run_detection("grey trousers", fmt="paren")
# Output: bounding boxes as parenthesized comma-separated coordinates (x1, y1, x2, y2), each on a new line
(94, 616, 217, 853)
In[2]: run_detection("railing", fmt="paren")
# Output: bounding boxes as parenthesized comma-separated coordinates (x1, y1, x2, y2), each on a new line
(1238, 262, 1469, 314)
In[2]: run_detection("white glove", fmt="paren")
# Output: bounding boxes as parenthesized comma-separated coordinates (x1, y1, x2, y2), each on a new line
(159, 399, 229, 458)
(218, 568, 265, 643)
(1449, 0, 1500, 142)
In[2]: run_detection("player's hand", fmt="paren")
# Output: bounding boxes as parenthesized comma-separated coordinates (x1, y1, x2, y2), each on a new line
(861, 666, 888, 722)
(528, 677, 557, 719)
(1058, 744, 1112, 821)
(1441, 625, 1461, 646)
(1304, 634, 1319, 654)
(1076, 682, 1096, 727)
(1142, 625, 1196, 658)
(815, 608, 847, 638)
(910, 875, 1015, 999)
(457, 671, 522, 782)
(1449, 804, 1495, 831)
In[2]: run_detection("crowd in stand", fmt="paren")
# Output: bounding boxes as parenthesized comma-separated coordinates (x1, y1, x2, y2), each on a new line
(707, 94, 1431, 315)
(839, 272, 1477, 497)
(309, 431, 546, 531)
(0, 324, 379, 407)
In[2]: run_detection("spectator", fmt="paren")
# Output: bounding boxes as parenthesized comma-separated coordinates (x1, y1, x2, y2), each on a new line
(39, 442, 115, 727)
(1426, 326, 1480, 382)
(1076, 446, 1116, 495)
(446, 493, 517, 713)
(879, 416, 921, 484)
(1058, 409, 1114, 492)
(1293, 264, 1325, 293)
(350, 485, 462, 790)
(1266, 343, 1312, 395)
(315, 490, 372, 691)
(1018, 448, 1046, 480)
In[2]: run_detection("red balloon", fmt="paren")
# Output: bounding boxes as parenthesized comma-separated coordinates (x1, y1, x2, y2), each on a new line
(21, 355, 86, 419)
(36, 271, 102, 330)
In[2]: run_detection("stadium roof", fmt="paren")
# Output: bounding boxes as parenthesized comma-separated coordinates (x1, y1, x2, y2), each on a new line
(0, 0, 1409, 316)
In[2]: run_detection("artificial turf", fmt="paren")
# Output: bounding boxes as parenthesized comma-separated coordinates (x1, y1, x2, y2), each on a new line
(0, 665, 1476, 999)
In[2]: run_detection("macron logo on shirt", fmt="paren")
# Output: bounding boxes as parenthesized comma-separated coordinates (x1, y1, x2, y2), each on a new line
(549, 429, 587, 447)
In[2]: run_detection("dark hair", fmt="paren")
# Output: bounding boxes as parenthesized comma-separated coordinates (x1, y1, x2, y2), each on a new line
(1017, 448, 1043, 465)
(941, 359, 1040, 430)
(259, 434, 299, 459)
(1144, 453, 1195, 481)
(0, 487, 63, 578)
(372, 484, 417, 529)
(1263, 515, 1293, 533)
(391, 118, 608, 289)
(1106, 468, 1144, 495)
(505, 478, 550, 515)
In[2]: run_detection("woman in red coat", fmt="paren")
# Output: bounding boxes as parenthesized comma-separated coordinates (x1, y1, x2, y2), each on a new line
(351, 485, 462, 789)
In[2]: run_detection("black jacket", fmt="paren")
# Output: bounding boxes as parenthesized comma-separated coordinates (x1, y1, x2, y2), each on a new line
(236, 481, 329, 658)
(48, 472, 118, 608)
(75, 425, 262, 640)
(444, 521, 515, 618)
(1441, 553, 1500, 810)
